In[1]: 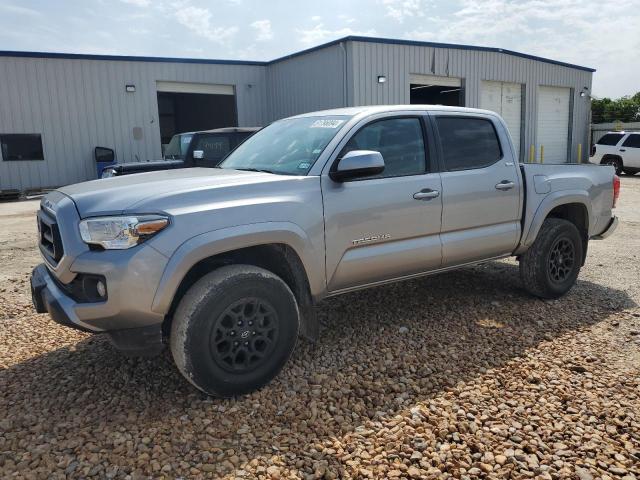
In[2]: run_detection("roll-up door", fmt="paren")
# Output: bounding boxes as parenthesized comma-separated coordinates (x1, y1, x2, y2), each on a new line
(536, 86, 571, 163)
(480, 81, 522, 160)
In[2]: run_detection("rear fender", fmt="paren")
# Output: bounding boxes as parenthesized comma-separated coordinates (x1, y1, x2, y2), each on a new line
(515, 191, 592, 254)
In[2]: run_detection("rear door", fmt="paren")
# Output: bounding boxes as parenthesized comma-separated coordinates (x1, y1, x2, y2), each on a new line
(322, 114, 443, 292)
(621, 133, 640, 168)
(432, 113, 522, 266)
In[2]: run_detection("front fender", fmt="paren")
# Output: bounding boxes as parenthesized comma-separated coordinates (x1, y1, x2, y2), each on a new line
(150, 222, 324, 315)
(516, 190, 592, 254)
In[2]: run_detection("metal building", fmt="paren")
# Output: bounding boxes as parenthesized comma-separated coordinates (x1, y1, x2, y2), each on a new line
(0, 36, 594, 192)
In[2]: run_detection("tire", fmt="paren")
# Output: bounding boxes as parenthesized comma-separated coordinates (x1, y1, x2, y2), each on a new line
(170, 265, 299, 397)
(604, 158, 623, 176)
(519, 218, 583, 299)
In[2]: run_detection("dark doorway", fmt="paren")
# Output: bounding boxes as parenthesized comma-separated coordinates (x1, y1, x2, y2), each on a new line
(157, 92, 237, 146)
(410, 84, 464, 106)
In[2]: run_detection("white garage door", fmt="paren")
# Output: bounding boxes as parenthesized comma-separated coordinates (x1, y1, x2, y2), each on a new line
(480, 81, 522, 160)
(537, 86, 571, 163)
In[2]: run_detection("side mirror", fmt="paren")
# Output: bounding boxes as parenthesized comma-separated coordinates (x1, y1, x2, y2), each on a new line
(95, 146, 115, 164)
(330, 150, 385, 182)
(192, 150, 204, 160)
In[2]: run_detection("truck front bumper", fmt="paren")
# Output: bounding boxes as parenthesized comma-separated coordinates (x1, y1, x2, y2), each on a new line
(592, 216, 618, 240)
(30, 264, 164, 355)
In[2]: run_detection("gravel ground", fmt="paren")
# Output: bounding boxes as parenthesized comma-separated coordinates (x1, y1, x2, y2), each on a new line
(1, 178, 639, 479)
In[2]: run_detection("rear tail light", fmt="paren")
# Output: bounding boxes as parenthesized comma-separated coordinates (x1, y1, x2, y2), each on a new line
(613, 175, 620, 208)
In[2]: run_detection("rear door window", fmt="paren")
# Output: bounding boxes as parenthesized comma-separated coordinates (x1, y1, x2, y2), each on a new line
(622, 134, 640, 148)
(597, 133, 624, 146)
(435, 117, 502, 171)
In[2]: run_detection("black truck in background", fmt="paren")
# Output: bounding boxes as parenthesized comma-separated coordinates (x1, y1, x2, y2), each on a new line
(98, 127, 260, 178)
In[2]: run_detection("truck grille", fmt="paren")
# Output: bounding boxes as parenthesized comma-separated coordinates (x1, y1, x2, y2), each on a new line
(38, 209, 64, 264)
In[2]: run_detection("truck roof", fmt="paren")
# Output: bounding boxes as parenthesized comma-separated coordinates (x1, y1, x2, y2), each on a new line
(290, 105, 499, 118)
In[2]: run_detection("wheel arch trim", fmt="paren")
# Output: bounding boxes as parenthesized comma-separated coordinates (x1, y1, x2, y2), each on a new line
(151, 222, 324, 315)
(516, 191, 593, 254)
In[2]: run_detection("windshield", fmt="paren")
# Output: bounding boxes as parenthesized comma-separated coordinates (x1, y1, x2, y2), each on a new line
(164, 133, 193, 160)
(219, 116, 349, 175)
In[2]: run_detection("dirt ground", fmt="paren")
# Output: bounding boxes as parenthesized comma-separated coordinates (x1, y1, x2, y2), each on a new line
(0, 178, 639, 479)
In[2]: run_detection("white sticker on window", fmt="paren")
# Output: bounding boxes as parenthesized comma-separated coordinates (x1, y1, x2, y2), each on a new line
(298, 162, 311, 170)
(310, 119, 345, 129)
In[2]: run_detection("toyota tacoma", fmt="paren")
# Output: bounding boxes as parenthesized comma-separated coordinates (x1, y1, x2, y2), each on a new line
(31, 106, 619, 396)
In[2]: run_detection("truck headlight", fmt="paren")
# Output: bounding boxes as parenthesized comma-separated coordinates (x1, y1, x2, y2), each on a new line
(79, 216, 169, 250)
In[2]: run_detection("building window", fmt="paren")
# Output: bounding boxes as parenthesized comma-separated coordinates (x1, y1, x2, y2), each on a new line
(0, 134, 44, 161)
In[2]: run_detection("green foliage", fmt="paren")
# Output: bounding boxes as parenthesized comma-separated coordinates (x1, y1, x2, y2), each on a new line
(592, 92, 640, 123)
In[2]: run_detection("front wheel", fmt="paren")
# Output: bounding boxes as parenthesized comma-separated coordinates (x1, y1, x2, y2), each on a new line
(519, 218, 583, 299)
(170, 265, 299, 397)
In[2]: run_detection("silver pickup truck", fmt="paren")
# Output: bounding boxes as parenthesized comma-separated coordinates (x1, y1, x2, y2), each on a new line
(30, 105, 619, 396)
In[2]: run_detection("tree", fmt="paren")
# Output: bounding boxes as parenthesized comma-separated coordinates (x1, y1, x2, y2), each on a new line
(591, 92, 640, 124)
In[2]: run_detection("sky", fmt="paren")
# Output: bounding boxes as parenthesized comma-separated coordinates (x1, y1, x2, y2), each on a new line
(0, 0, 638, 98)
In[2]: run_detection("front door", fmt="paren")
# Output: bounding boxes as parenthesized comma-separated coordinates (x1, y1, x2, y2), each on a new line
(322, 115, 443, 293)
(433, 113, 522, 266)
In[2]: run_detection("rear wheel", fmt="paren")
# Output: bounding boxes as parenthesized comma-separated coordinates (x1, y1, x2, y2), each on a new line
(519, 218, 583, 299)
(603, 157, 623, 175)
(170, 265, 299, 397)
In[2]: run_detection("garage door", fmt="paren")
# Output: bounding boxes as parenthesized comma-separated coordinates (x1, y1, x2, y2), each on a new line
(156, 81, 237, 147)
(410, 74, 464, 107)
(537, 86, 571, 163)
(480, 81, 522, 160)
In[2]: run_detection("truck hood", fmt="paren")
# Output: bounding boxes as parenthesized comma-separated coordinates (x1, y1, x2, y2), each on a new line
(59, 168, 287, 217)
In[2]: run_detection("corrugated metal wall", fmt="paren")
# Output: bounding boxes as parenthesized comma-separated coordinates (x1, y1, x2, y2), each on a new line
(0, 40, 593, 191)
(0, 57, 268, 190)
(347, 41, 593, 164)
(265, 44, 347, 121)
(591, 122, 640, 144)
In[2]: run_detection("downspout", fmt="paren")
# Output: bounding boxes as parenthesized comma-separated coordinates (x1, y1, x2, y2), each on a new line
(339, 41, 348, 107)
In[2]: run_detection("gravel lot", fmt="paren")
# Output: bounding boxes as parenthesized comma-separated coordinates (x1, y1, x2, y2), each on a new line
(1, 178, 639, 479)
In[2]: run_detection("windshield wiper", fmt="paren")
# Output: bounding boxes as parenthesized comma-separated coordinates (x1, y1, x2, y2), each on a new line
(234, 167, 275, 174)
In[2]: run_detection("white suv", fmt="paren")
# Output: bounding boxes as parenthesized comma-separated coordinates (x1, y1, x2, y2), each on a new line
(590, 131, 640, 175)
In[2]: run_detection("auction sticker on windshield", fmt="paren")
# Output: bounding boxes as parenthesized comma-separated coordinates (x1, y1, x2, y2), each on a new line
(310, 119, 345, 129)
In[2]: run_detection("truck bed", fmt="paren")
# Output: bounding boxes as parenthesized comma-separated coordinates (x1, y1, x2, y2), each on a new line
(517, 162, 616, 253)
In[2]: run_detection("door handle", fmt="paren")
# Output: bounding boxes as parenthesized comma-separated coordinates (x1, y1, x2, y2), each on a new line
(413, 189, 440, 200)
(495, 180, 515, 191)
(619, 149, 626, 152)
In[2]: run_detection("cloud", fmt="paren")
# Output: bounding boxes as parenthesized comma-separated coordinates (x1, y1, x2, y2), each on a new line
(338, 14, 356, 24)
(0, 3, 42, 16)
(381, 0, 428, 23)
(403, 0, 640, 97)
(251, 19, 273, 41)
(175, 5, 238, 44)
(311, 15, 322, 21)
(119, 0, 152, 6)
(297, 24, 377, 45)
